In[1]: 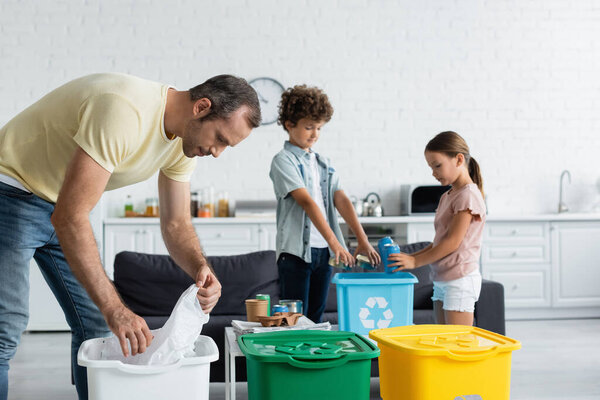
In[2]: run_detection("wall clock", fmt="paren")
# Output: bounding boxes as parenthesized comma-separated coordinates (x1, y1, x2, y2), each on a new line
(249, 77, 285, 125)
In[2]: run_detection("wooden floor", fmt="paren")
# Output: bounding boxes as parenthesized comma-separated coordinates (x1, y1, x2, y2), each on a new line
(7, 319, 600, 399)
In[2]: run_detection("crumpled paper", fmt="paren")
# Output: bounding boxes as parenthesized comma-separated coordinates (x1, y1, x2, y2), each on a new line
(100, 283, 209, 365)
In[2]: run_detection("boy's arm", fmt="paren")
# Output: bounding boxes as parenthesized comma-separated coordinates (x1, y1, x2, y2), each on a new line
(290, 188, 354, 266)
(333, 190, 381, 265)
(388, 211, 472, 270)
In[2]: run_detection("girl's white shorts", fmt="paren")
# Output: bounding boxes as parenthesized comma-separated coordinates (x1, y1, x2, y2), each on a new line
(432, 269, 482, 312)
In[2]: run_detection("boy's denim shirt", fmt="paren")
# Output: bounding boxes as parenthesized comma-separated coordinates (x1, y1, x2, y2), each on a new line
(269, 141, 347, 263)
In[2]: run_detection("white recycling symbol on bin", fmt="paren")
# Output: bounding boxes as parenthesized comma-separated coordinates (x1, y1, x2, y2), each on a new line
(359, 297, 393, 329)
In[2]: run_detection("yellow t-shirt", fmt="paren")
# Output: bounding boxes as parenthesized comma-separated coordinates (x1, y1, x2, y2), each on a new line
(0, 73, 196, 203)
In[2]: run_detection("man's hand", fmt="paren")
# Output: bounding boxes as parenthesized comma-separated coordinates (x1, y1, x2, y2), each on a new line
(354, 241, 381, 266)
(195, 266, 222, 313)
(105, 305, 153, 357)
(388, 253, 417, 272)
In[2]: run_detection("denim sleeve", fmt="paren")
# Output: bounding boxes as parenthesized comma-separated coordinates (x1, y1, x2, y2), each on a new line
(270, 155, 305, 199)
(329, 165, 342, 194)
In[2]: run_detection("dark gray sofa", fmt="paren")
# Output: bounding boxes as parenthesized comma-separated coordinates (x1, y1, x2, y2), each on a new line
(113, 243, 505, 382)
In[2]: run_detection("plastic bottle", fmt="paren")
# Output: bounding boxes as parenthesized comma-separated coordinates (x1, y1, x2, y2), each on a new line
(124, 195, 133, 215)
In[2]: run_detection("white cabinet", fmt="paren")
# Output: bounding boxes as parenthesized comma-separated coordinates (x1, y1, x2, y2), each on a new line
(481, 222, 552, 310)
(406, 218, 600, 319)
(406, 222, 435, 243)
(258, 223, 277, 251)
(194, 224, 259, 255)
(103, 224, 161, 279)
(103, 219, 277, 279)
(551, 222, 600, 308)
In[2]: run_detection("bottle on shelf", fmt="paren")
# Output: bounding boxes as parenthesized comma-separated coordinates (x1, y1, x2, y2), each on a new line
(217, 191, 229, 217)
(202, 187, 215, 217)
(145, 197, 159, 217)
(197, 205, 211, 218)
(190, 191, 199, 218)
(124, 195, 134, 216)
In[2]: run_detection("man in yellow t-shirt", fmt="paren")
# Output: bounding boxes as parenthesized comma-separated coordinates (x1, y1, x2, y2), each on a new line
(0, 73, 261, 399)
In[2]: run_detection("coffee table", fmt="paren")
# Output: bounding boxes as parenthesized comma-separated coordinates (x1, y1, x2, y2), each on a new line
(224, 323, 337, 399)
(224, 326, 243, 400)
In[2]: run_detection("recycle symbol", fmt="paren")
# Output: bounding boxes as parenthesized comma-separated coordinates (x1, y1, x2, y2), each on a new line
(359, 297, 394, 329)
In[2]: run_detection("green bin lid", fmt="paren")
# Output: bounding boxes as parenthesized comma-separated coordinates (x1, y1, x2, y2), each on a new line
(238, 330, 379, 365)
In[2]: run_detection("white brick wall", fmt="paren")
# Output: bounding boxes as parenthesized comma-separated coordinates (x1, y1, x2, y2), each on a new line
(1, 0, 599, 216)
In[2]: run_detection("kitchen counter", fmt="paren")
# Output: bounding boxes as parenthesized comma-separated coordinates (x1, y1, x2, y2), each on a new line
(355, 213, 600, 223)
(104, 217, 276, 224)
(105, 213, 600, 225)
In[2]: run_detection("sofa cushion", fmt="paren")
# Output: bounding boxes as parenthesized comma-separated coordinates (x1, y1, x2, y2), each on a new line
(114, 251, 194, 317)
(114, 250, 280, 316)
(207, 251, 280, 315)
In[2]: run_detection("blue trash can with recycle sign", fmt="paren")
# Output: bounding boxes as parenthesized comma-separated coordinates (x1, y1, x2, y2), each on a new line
(332, 272, 418, 335)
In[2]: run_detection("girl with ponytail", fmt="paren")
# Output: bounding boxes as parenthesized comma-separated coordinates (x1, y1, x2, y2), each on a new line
(388, 131, 486, 326)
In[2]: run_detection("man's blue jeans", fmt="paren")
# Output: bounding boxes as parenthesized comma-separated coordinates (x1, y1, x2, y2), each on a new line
(277, 248, 332, 323)
(0, 182, 110, 400)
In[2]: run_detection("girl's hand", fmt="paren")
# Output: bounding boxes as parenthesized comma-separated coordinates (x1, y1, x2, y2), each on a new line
(387, 253, 417, 271)
(332, 242, 355, 267)
(354, 241, 381, 266)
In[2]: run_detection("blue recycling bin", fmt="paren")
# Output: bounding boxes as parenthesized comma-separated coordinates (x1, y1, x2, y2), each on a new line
(332, 272, 418, 335)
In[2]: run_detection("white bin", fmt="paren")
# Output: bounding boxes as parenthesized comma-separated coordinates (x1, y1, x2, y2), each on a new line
(78, 335, 219, 400)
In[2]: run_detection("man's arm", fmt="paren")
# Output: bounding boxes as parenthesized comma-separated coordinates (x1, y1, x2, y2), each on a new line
(290, 187, 354, 265)
(51, 147, 152, 357)
(333, 190, 381, 266)
(158, 171, 221, 313)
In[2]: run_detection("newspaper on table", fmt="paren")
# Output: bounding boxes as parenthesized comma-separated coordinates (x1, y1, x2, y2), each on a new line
(232, 316, 331, 337)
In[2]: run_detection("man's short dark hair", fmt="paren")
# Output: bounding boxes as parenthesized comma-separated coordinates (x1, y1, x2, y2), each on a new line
(189, 75, 261, 128)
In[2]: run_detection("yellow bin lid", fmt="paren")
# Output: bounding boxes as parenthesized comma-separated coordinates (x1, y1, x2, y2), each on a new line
(369, 325, 521, 361)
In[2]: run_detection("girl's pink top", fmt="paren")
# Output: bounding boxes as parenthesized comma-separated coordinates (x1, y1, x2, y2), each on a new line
(431, 183, 486, 282)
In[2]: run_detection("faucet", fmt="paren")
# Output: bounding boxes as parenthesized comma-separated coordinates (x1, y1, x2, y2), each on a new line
(558, 170, 571, 213)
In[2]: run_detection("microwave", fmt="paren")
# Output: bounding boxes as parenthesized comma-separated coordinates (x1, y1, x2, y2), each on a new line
(400, 185, 451, 215)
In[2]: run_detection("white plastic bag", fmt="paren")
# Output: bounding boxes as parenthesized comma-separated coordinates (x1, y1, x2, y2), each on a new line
(100, 283, 209, 365)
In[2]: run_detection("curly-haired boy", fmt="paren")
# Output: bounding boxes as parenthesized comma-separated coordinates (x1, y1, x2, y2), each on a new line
(269, 85, 381, 323)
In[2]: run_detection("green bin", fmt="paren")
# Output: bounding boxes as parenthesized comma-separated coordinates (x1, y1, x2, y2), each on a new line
(238, 330, 380, 400)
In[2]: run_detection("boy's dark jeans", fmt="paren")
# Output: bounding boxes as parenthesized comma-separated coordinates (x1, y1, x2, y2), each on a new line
(277, 248, 332, 323)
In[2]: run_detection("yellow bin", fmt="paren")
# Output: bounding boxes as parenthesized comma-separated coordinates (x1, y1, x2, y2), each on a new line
(369, 325, 521, 400)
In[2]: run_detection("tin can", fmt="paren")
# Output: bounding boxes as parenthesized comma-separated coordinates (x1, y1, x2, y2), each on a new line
(382, 243, 401, 274)
(356, 254, 374, 270)
(279, 299, 303, 314)
(256, 294, 271, 316)
(328, 257, 351, 271)
(272, 304, 289, 314)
